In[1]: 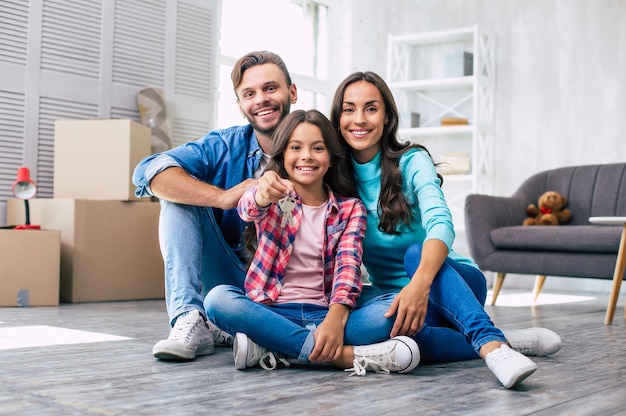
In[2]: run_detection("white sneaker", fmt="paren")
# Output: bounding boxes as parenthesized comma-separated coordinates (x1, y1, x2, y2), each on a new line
(502, 327, 562, 356)
(485, 344, 537, 388)
(213, 328, 234, 348)
(233, 332, 289, 370)
(152, 310, 214, 360)
(347, 336, 420, 376)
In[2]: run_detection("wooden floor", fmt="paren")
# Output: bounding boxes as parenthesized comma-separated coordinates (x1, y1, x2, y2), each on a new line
(1, 290, 625, 415)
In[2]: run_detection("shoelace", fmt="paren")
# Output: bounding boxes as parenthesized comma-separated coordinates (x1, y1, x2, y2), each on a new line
(509, 341, 534, 355)
(345, 359, 367, 376)
(259, 352, 290, 370)
(171, 317, 201, 342)
(344, 355, 398, 377)
(487, 345, 516, 365)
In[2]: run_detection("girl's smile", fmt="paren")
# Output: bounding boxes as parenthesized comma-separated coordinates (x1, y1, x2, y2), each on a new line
(283, 122, 330, 205)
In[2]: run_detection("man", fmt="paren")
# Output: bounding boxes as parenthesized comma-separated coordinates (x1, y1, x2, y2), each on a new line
(133, 51, 298, 360)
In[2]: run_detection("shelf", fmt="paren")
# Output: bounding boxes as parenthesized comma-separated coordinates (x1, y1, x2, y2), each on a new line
(391, 26, 475, 46)
(399, 125, 473, 137)
(388, 25, 493, 242)
(391, 76, 473, 92)
(439, 174, 473, 182)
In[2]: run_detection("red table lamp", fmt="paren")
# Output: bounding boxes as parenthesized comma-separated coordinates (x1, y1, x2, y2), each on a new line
(12, 166, 41, 230)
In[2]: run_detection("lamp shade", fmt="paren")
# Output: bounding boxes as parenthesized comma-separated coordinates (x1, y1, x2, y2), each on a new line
(12, 166, 37, 199)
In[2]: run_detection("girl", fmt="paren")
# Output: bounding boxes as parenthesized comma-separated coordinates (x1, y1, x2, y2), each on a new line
(330, 72, 561, 388)
(204, 110, 419, 375)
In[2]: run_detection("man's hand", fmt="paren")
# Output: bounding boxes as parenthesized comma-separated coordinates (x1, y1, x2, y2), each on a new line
(150, 166, 257, 209)
(221, 178, 258, 210)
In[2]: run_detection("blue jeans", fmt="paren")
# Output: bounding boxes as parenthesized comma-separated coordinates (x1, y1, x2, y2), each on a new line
(159, 200, 247, 326)
(204, 285, 396, 363)
(358, 244, 506, 364)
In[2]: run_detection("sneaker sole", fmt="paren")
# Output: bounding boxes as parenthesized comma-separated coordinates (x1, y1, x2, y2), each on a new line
(395, 336, 421, 374)
(153, 343, 214, 361)
(233, 333, 249, 370)
(502, 364, 537, 389)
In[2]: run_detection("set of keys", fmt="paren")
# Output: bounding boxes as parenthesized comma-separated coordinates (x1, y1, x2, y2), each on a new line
(278, 195, 297, 227)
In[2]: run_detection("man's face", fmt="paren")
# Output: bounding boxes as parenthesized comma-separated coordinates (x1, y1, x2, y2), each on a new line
(236, 63, 297, 136)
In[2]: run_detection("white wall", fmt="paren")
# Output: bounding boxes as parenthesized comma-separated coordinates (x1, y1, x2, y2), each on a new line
(343, 0, 626, 293)
(384, 0, 625, 196)
(333, 0, 389, 79)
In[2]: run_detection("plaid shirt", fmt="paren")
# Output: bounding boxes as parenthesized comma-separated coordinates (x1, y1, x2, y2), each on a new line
(238, 185, 367, 309)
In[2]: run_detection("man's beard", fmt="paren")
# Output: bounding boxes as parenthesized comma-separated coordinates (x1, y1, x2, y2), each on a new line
(245, 102, 291, 135)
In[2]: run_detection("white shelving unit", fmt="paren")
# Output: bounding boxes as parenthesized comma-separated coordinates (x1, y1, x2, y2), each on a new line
(387, 25, 494, 247)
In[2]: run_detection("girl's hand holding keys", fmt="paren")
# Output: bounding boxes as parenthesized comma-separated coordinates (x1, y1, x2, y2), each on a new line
(255, 171, 294, 207)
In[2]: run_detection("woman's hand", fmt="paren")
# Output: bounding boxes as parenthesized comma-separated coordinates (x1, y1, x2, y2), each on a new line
(254, 171, 294, 207)
(385, 280, 430, 337)
(384, 239, 448, 337)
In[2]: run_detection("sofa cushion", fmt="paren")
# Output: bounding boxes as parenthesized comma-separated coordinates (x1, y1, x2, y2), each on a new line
(490, 225, 622, 253)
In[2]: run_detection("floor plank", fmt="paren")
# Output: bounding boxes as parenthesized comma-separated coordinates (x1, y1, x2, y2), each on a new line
(0, 290, 624, 415)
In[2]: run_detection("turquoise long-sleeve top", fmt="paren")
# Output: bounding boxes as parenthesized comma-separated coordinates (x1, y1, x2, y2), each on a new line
(353, 149, 478, 293)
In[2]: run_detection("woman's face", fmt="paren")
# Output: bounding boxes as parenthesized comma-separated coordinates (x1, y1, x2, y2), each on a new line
(338, 80, 387, 164)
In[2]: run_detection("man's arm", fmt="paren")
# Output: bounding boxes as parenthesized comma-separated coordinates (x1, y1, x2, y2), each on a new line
(150, 167, 257, 210)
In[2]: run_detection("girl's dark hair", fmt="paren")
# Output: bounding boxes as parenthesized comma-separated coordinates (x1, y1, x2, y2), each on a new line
(330, 71, 443, 235)
(267, 109, 358, 199)
(244, 109, 358, 256)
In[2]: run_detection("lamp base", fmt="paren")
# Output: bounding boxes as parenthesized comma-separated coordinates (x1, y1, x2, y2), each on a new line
(14, 224, 41, 230)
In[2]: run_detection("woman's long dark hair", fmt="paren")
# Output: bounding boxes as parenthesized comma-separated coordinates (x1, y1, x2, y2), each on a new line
(244, 109, 358, 256)
(330, 71, 443, 235)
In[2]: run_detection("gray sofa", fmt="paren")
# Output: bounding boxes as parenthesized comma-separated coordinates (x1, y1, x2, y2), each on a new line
(464, 163, 626, 320)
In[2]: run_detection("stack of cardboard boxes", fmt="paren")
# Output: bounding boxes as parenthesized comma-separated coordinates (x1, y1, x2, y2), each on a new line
(7, 119, 165, 304)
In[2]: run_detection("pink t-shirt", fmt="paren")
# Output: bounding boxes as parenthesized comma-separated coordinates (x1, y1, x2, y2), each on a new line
(276, 202, 327, 306)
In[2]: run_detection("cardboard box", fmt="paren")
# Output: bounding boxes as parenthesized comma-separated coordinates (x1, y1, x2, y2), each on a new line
(0, 229, 61, 306)
(7, 199, 164, 303)
(53, 119, 150, 201)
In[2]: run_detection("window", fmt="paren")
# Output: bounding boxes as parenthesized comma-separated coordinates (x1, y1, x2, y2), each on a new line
(216, 0, 332, 128)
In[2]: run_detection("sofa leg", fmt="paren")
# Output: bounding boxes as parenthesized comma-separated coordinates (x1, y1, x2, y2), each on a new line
(491, 273, 506, 305)
(532, 275, 547, 302)
(605, 223, 626, 325)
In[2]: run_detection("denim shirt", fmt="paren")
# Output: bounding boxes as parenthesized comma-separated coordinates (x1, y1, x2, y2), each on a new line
(132, 124, 262, 249)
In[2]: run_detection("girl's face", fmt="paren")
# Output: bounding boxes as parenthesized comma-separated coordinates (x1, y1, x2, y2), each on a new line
(283, 122, 331, 192)
(339, 80, 387, 164)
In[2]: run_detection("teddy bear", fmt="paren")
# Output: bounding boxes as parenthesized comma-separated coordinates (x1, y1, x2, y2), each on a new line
(523, 191, 572, 226)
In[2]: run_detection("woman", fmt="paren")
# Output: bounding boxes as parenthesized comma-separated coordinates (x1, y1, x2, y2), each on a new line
(330, 71, 561, 388)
